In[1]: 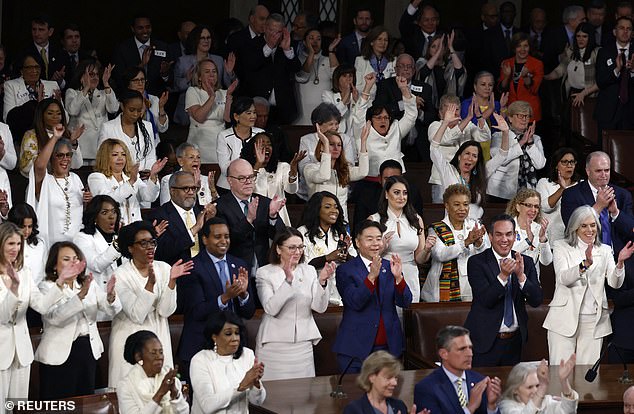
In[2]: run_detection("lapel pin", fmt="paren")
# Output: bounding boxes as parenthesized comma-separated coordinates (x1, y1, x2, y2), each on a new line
(231, 263, 236, 268)
(382, 268, 386, 273)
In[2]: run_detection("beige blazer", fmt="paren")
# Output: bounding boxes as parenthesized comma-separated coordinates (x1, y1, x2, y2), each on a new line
(543, 240, 624, 338)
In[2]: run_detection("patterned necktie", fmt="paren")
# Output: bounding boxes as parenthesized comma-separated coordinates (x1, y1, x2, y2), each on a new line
(456, 378, 468, 407)
(184, 211, 200, 256)
(40, 47, 49, 77)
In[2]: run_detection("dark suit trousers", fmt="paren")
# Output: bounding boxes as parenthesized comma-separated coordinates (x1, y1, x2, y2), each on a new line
(39, 336, 96, 399)
(472, 333, 521, 367)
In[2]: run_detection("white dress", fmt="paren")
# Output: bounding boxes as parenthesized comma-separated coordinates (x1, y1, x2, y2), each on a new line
(295, 52, 333, 125)
(88, 172, 159, 225)
(98, 116, 157, 171)
(216, 127, 265, 190)
(297, 225, 357, 306)
(536, 178, 577, 242)
(185, 87, 228, 163)
(108, 260, 177, 388)
(254, 162, 298, 226)
(26, 169, 84, 246)
(511, 217, 553, 281)
(117, 364, 189, 414)
(370, 210, 422, 302)
(423, 216, 490, 302)
(190, 348, 266, 414)
(255, 263, 328, 380)
(24, 239, 47, 286)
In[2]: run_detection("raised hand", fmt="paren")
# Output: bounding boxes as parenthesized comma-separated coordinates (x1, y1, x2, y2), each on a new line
(443, 102, 460, 123)
(106, 275, 117, 302)
(500, 91, 509, 108)
(319, 261, 336, 286)
(152, 219, 169, 238)
(246, 196, 259, 224)
(102, 64, 114, 87)
(395, 75, 409, 92)
(491, 112, 509, 131)
(237, 267, 249, 298)
(585, 241, 594, 267)
(81, 68, 92, 93)
(158, 91, 169, 110)
(368, 254, 382, 283)
(254, 139, 267, 168)
(58, 260, 87, 285)
(425, 234, 437, 250)
(618, 240, 634, 264)
(289, 150, 307, 178)
(595, 185, 614, 211)
(390, 253, 403, 282)
(53, 124, 65, 140)
(280, 28, 292, 51)
(227, 79, 239, 96)
(78, 273, 93, 300)
(486, 376, 502, 408)
(539, 218, 549, 242)
(315, 123, 330, 151)
(513, 251, 525, 280)
(149, 157, 168, 181)
(558, 353, 576, 383)
(536, 359, 550, 386)
(360, 120, 371, 145)
(268, 194, 286, 218)
(208, 171, 218, 196)
(525, 217, 535, 243)
(467, 377, 489, 413)
(363, 72, 376, 91)
(6, 264, 20, 295)
(70, 124, 86, 142)
(225, 52, 236, 74)
(501, 62, 512, 79)
(170, 259, 194, 280)
(0, 189, 9, 216)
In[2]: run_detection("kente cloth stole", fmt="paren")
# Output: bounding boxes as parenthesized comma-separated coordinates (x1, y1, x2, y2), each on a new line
(432, 221, 461, 302)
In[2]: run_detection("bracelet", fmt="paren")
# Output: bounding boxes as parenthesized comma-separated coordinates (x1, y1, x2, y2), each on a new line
(361, 92, 370, 97)
(159, 112, 167, 117)
(562, 391, 574, 399)
(328, 50, 336, 54)
(476, 115, 483, 119)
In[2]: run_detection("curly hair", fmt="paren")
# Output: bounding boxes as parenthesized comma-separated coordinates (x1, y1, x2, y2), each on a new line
(240, 132, 280, 174)
(449, 141, 486, 205)
(505, 188, 542, 222)
(299, 191, 349, 245)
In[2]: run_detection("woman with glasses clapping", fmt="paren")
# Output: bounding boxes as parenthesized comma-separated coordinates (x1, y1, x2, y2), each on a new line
(108, 221, 193, 388)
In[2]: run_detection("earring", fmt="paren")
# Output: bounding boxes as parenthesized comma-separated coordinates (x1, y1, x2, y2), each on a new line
(213, 343, 218, 353)
(472, 168, 478, 176)
(138, 360, 144, 366)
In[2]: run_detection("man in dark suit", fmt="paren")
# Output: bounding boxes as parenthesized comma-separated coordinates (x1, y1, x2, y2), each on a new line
(60, 23, 95, 86)
(481, 2, 519, 79)
(227, 5, 269, 84)
(151, 171, 216, 266)
(336, 8, 373, 66)
(594, 17, 634, 139)
(464, 3, 499, 94)
(587, 0, 610, 47)
(333, 220, 412, 374)
(176, 217, 255, 381)
(464, 214, 543, 367)
(15, 15, 67, 87)
(414, 326, 501, 414)
(215, 158, 285, 274)
(399, 1, 440, 61)
(111, 14, 173, 96)
(168, 20, 196, 60)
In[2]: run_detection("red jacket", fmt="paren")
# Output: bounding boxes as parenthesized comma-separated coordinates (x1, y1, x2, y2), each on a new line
(499, 55, 544, 121)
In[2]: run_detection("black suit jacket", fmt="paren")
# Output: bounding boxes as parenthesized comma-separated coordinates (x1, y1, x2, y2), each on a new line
(343, 394, 407, 414)
(561, 180, 634, 256)
(63, 49, 94, 86)
(336, 32, 362, 67)
(594, 43, 634, 125)
(398, 9, 438, 60)
(227, 27, 263, 88)
(374, 77, 432, 121)
(111, 37, 172, 96)
(481, 24, 518, 79)
(464, 249, 543, 354)
(15, 43, 67, 82)
(150, 202, 202, 266)
(176, 251, 255, 362)
(541, 25, 571, 72)
(215, 193, 285, 269)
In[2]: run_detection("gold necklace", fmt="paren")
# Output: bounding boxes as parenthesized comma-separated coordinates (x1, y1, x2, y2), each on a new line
(53, 175, 72, 233)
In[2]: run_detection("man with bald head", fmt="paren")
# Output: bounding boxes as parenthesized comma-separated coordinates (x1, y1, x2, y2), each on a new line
(215, 159, 286, 274)
(625, 386, 634, 413)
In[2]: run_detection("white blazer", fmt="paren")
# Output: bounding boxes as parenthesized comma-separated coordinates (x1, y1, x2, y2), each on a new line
(321, 90, 357, 134)
(190, 348, 266, 414)
(499, 391, 579, 414)
(73, 231, 123, 291)
(3, 78, 61, 121)
(487, 130, 546, 200)
(98, 116, 157, 171)
(88, 172, 159, 225)
(35, 280, 122, 365)
(216, 126, 265, 190)
(543, 240, 624, 338)
(255, 263, 328, 346)
(0, 267, 63, 370)
(65, 88, 119, 160)
(354, 56, 396, 101)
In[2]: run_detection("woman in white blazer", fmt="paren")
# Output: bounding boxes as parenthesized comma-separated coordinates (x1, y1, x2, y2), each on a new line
(354, 26, 396, 101)
(7, 203, 47, 285)
(98, 90, 157, 172)
(65, 60, 119, 164)
(0, 223, 69, 410)
(117, 330, 189, 414)
(304, 126, 369, 222)
(321, 64, 358, 134)
(255, 227, 334, 380)
(3, 54, 60, 121)
(88, 139, 162, 226)
(487, 100, 546, 202)
(73, 196, 124, 306)
(190, 310, 266, 414)
(108, 221, 193, 388)
(351, 73, 415, 177)
(36, 241, 121, 399)
(543, 206, 634, 365)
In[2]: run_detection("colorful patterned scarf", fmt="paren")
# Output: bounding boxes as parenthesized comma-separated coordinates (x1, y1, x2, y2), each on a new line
(433, 221, 461, 302)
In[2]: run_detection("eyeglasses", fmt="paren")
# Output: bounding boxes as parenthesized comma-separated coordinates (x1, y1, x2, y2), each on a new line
(134, 238, 158, 248)
(54, 152, 74, 159)
(130, 78, 147, 84)
(372, 115, 390, 121)
(559, 160, 577, 166)
(396, 64, 414, 70)
(513, 113, 530, 120)
(229, 174, 257, 183)
(172, 186, 200, 193)
(519, 202, 540, 210)
(282, 244, 305, 252)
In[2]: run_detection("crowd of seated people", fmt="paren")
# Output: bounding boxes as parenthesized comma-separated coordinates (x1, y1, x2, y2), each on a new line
(4, 1, 634, 413)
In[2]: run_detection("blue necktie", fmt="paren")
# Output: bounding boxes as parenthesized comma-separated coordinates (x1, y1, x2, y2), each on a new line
(217, 259, 228, 291)
(504, 276, 514, 328)
(599, 209, 612, 247)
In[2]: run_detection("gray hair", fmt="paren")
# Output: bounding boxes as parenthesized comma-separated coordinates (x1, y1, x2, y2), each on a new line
(396, 53, 415, 66)
(168, 170, 194, 188)
(585, 151, 610, 169)
(252, 96, 270, 110)
(473, 71, 495, 85)
(501, 362, 540, 402)
(564, 205, 602, 247)
(562, 5, 584, 24)
(436, 325, 470, 351)
(267, 13, 284, 25)
(175, 142, 200, 158)
(311, 102, 342, 125)
(53, 138, 73, 155)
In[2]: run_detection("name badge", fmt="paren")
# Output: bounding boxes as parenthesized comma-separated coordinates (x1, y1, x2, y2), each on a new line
(411, 85, 423, 93)
(607, 58, 613, 66)
(584, 60, 592, 65)
(154, 49, 167, 58)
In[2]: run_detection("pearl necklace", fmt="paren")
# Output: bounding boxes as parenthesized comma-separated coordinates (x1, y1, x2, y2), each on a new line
(54, 175, 72, 233)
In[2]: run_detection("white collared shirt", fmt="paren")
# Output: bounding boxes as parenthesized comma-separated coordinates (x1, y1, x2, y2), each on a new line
(170, 201, 196, 242)
(492, 249, 521, 332)
(134, 37, 151, 59)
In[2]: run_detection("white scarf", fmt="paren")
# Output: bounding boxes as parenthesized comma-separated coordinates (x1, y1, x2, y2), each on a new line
(126, 363, 175, 414)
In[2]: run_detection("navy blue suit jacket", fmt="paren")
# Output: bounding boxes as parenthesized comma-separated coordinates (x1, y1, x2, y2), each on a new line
(111, 37, 172, 96)
(344, 394, 407, 414)
(464, 249, 543, 354)
(414, 367, 497, 414)
(333, 256, 412, 360)
(560, 180, 634, 256)
(336, 32, 361, 67)
(150, 202, 201, 266)
(176, 251, 255, 363)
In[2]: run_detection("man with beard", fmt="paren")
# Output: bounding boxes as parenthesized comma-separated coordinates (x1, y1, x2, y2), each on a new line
(337, 8, 373, 66)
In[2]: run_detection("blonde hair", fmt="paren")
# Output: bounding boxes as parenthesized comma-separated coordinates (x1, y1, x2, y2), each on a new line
(507, 100, 533, 119)
(192, 58, 220, 90)
(356, 351, 402, 393)
(506, 188, 542, 222)
(0, 222, 24, 271)
(95, 139, 133, 177)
